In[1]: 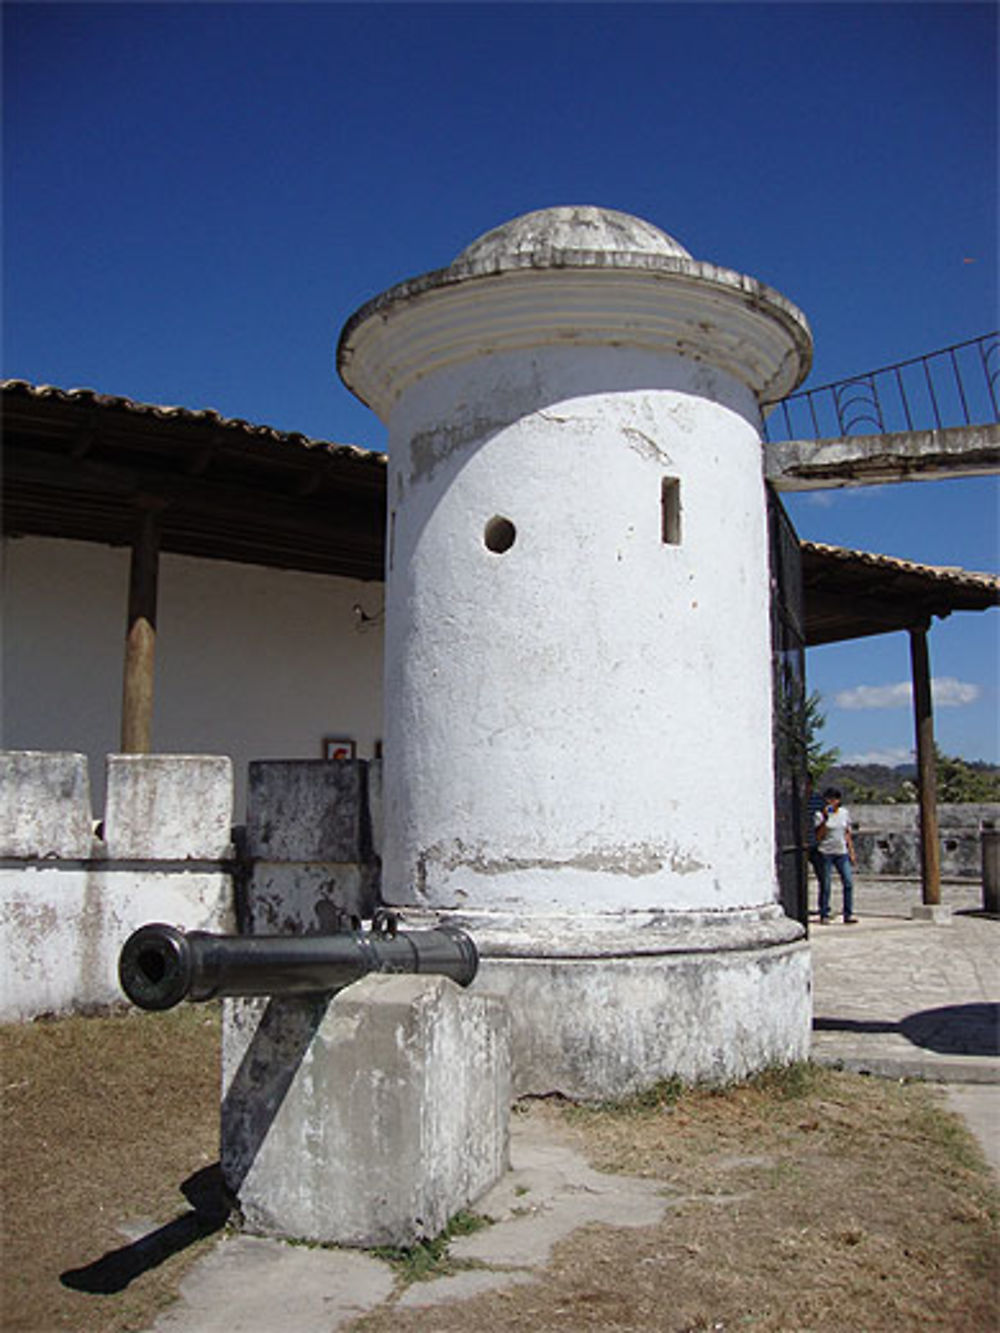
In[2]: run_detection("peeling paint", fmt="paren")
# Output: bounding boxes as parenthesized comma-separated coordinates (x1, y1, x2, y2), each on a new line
(416, 839, 706, 880)
(409, 417, 512, 486)
(621, 425, 672, 465)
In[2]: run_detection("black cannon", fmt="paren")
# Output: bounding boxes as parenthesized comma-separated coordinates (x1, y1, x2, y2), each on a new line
(118, 919, 478, 1011)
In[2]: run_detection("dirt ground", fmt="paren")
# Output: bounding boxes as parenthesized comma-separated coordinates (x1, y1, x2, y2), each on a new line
(2, 1011, 997, 1333)
(1, 1005, 224, 1333)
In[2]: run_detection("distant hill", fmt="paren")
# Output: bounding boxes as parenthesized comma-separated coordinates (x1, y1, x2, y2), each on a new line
(822, 758, 1000, 804)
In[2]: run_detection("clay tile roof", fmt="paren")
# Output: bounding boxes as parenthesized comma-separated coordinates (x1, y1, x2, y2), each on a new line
(802, 540, 999, 592)
(800, 541, 998, 646)
(1, 379, 385, 467)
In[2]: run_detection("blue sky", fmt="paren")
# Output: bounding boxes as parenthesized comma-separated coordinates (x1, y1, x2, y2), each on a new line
(4, 1, 998, 763)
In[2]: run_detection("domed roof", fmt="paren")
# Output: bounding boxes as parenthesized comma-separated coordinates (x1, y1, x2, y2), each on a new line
(455, 206, 692, 267)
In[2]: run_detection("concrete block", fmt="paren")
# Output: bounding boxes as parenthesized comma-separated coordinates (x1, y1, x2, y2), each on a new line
(245, 760, 372, 863)
(245, 863, 378, 934)
(222, 973, 510, 1247)
(910, 903, 953, 924)
(104, 755, 233, 860)
(368, 757, 383, 860)
(0, 752, 94, 859)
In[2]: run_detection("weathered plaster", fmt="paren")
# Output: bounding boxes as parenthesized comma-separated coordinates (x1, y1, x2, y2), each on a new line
(0, 864, 234, 1020)
(766, 423, 1000, 491)
(474, 939, 811, 1099)
(222, 975, 511, 1247)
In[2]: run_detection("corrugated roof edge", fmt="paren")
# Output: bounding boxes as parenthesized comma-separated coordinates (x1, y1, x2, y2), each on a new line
(1, 379, 387, 467)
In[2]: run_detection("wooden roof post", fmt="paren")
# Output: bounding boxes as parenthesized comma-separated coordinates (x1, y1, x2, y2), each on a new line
(909, 621, 941, 905)
(120, 505, 161, 753)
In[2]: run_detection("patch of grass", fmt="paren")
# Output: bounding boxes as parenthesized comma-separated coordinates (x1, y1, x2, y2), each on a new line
(572, 1064, 821, 1121)
(899, 1093, 995, 1178)
(370, 1210, 492, 1284)
(744, 1061, 821, 1101)
(569, 1075, 687, 1119)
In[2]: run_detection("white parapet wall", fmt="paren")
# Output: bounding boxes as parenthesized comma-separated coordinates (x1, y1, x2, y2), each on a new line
(851, 803, 999, 879)
(0, 751, 236, 1021)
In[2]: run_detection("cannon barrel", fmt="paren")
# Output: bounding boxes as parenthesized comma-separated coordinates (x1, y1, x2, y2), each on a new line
(119, 922, 479, 1011)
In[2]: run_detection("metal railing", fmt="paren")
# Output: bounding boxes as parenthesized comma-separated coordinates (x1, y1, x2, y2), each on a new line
(765, 333, 999, 443)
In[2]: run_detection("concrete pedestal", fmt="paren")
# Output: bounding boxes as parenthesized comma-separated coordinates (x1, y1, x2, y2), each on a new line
(910, 903, 953, 924)
(222, 973, 510, 1246)
(430, 905, 810, 1098)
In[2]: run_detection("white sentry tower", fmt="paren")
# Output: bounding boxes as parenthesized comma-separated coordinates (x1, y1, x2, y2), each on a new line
(338, 206, 814, 1098)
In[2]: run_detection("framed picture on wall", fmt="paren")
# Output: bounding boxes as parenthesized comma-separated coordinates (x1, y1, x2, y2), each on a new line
(322, 737, 356, 761)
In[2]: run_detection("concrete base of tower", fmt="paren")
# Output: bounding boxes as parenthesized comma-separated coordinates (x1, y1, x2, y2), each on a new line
(413, 905, 812, 1100)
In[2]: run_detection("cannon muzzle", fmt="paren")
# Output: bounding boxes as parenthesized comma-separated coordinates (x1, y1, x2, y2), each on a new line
(119, 922, 479, 1011)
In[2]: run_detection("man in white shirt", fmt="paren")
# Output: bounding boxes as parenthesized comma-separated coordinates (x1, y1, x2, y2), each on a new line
(814, 787, 858, 924)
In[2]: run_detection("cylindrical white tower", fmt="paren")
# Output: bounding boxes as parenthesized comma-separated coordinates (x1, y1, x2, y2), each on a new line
(338, 206, 814, 1097)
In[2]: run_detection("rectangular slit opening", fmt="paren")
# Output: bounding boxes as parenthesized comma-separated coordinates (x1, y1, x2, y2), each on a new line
(661, 477, 681, 545)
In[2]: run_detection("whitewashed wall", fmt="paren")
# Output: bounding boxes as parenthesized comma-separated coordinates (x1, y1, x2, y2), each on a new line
(1, 536, 385, 814)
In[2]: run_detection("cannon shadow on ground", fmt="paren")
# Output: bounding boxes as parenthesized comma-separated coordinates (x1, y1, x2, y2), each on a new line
(60, 994, 330, 1294)
(60, 1164, 230, 1294)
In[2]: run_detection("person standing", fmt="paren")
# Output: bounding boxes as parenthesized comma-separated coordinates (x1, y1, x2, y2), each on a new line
(805, 777, 827, 915)
(814, 787, 858, 924)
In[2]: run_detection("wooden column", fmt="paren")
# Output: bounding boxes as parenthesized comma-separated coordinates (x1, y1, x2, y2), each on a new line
(909, 622, 941, 905)
(121, 507, 161, 753)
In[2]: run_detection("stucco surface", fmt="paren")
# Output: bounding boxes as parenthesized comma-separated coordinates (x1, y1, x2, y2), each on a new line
(104, 754, 233, 860)
(381, 342, 777, 919)
(455, 204, 693, 266)
(0, 751, 93, 858)
(475, 940, 811, 1099)
(0, 865, 233, 1019)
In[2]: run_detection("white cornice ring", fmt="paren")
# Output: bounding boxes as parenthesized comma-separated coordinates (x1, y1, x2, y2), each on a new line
(339, 257, 812, 421)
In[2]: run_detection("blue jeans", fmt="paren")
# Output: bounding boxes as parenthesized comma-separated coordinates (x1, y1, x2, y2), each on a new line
(819, 854, 854, 920)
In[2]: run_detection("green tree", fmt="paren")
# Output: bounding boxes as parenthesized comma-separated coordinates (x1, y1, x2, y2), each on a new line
(934, 746, 1000, 803)
(802, 691, 840, 785)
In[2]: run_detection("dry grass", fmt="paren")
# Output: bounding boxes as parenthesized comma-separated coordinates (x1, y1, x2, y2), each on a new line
(1, 1005, 222, 1333)
(1, 1011, 997, 1333)
(354, 1068, 999, 1333)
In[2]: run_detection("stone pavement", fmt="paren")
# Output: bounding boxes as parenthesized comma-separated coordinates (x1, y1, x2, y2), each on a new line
(146, 876, 999, 1332)
(809, 875, 1000, 1179)
(149, 1109, 674, 1333)
(810, 876, 999, 1085)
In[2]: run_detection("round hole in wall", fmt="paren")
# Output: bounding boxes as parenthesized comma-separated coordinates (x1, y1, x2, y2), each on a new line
(484, 515, 516, 554)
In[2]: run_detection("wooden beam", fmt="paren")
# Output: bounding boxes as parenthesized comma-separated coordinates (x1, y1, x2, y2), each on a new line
(120, 508, 161, 753)
(909, 624, 941, 905)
